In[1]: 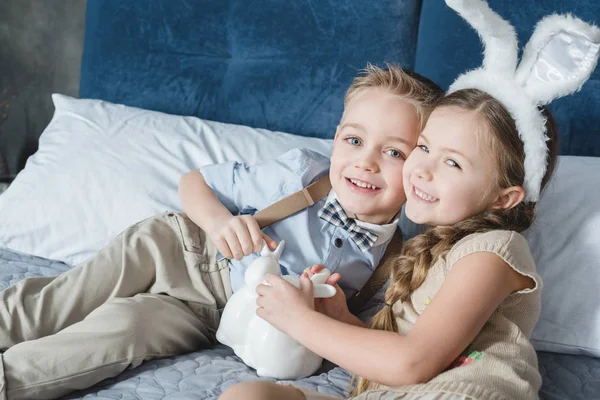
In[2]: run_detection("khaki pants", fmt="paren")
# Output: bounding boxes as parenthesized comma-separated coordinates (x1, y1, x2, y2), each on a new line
(0, 212, 232, 400)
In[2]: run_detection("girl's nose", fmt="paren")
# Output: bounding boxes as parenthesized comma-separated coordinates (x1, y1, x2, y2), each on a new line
(415, 164, 433, 181)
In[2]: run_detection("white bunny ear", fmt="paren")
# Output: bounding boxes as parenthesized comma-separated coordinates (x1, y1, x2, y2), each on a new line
(260, 240, 285, 259)
(445, 0, 518, 73)
(515, 14, 600, 106)
(272, 240, 285, 259)
(446, 1, 600, 203)
(312, 284, 336, 299)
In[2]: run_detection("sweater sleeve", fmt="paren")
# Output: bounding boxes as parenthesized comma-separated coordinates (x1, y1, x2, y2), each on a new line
(445, 230, 542, 295)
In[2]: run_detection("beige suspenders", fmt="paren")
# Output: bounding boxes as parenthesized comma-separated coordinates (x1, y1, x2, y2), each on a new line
(253, 174, 402, 313)
(253, 174, 333, 228)
(346, 229, 402, 314)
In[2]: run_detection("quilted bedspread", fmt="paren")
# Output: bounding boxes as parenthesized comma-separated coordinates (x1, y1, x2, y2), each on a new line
(0, 248, 598, 400)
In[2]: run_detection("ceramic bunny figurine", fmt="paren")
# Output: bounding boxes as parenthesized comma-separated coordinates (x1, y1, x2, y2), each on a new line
(216, 240, 337, 379)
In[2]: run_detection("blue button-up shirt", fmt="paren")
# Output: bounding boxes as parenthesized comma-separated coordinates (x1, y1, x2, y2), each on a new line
(200, 148, 398, 297)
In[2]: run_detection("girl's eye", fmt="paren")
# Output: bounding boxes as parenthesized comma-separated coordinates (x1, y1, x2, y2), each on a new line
(386, 149, 405, 159)
(446, 159, 461, 169)
(347, 137, 362, 146)
(418, 144, 429, 153)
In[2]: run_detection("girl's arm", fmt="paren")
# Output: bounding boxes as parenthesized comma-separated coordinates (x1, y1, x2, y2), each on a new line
(258, 251, 532, 387)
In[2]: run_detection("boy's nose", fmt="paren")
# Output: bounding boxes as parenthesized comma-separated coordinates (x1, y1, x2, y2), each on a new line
(355, 157, 379, 173)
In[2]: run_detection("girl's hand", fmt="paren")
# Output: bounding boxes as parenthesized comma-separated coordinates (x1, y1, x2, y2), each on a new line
(303, 265, 351, 323)
(209, 215, 277, 260)
(255, 272, 315, 336)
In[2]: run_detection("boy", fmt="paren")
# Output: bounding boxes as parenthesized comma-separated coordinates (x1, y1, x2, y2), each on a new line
(181, 64, 442, 299)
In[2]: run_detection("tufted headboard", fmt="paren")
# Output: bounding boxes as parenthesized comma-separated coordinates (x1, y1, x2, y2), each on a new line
(79, 0, 600, 155)
(79, 0, 422, 140)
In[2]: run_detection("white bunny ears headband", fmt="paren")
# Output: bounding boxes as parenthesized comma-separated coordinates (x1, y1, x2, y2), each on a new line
(445, 0, 600, 202)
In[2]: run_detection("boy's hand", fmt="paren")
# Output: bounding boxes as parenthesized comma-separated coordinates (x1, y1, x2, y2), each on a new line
(209, 215, 277, 260)
(304, 264, 351, 323)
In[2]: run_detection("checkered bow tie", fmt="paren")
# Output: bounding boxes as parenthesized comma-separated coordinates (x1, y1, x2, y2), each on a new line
(318, 198, 378, 252)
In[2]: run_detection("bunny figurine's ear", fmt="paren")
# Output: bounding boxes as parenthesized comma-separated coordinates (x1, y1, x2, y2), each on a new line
(272, 240, 285, 259)
(259, 240, 285, 259)
(515, 14, 600, 106)
(312, 284, 337, 299)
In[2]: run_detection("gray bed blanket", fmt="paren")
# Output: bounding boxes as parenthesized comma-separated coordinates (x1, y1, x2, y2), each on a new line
(0, 248, 597, 400)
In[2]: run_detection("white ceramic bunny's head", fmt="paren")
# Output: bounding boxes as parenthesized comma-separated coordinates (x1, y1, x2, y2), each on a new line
(244, 240, 285, 287)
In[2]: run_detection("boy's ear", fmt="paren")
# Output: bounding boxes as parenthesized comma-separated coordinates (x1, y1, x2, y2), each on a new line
(491, 186, 526, 210)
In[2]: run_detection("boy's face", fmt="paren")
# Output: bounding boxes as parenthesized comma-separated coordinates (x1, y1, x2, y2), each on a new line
(329, 88, 420, 224)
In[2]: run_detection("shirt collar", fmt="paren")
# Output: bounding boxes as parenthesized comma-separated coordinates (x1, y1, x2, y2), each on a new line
(325, 190, 399, 247)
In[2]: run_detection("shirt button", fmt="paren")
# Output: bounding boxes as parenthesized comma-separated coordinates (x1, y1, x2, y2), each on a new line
(334, 238, 343, 248)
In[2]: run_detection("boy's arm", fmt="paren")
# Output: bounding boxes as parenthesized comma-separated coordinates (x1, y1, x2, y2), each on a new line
(179, 149, 328, 258)
(179, 169, 233, 235)
(179, 169, 277, 258)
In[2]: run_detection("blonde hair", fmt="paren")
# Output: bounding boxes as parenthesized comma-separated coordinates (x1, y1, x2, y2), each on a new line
(351, 89, 559, 395)
(343, 63, 443, 131)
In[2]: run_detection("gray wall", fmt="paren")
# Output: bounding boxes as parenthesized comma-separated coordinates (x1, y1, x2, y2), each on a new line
(0, 0, 86, 176)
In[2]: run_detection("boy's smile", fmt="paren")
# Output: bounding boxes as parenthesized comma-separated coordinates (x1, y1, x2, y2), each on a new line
(343, 177, 384, 202)
(346, 178, 380, 191)
(329, 88, 420, 225)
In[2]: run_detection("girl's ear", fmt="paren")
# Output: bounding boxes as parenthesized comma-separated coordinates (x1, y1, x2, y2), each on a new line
(491, 186, 526, 210)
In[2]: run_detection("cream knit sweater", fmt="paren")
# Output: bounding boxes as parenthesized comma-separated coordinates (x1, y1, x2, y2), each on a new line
(379, 230, 542, 400)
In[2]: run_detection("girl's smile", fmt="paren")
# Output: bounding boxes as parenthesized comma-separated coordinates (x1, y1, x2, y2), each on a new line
(411, 185, 439, 203)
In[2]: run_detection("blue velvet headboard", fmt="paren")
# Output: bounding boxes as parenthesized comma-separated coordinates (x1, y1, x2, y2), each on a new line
(79, 0, 421, 140)
(79, 0, 600, 156)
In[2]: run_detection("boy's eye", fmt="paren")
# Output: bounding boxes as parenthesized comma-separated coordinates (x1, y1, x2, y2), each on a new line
(446, 159, 461, 169)
(347, 137, 362, 146)
(418, 144, 429, 153)
(386, 149, 405, 159)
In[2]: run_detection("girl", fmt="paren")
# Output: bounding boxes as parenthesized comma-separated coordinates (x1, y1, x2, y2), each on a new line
(219, 2, 599, 398)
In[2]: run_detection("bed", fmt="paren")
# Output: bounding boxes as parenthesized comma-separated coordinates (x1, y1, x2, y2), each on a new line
(1, 246, 599, 400)
(0, 1, 599, 399)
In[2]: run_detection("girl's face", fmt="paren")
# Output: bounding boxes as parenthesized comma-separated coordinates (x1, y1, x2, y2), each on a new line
(402, 106, 503, 226)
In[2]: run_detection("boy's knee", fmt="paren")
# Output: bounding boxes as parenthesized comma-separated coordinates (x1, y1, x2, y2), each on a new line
(219, 381, 307, 400)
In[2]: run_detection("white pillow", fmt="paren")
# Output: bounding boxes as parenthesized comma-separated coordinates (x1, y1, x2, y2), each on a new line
(0, 94, 333, 265)
(527, 156, 600, 357)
